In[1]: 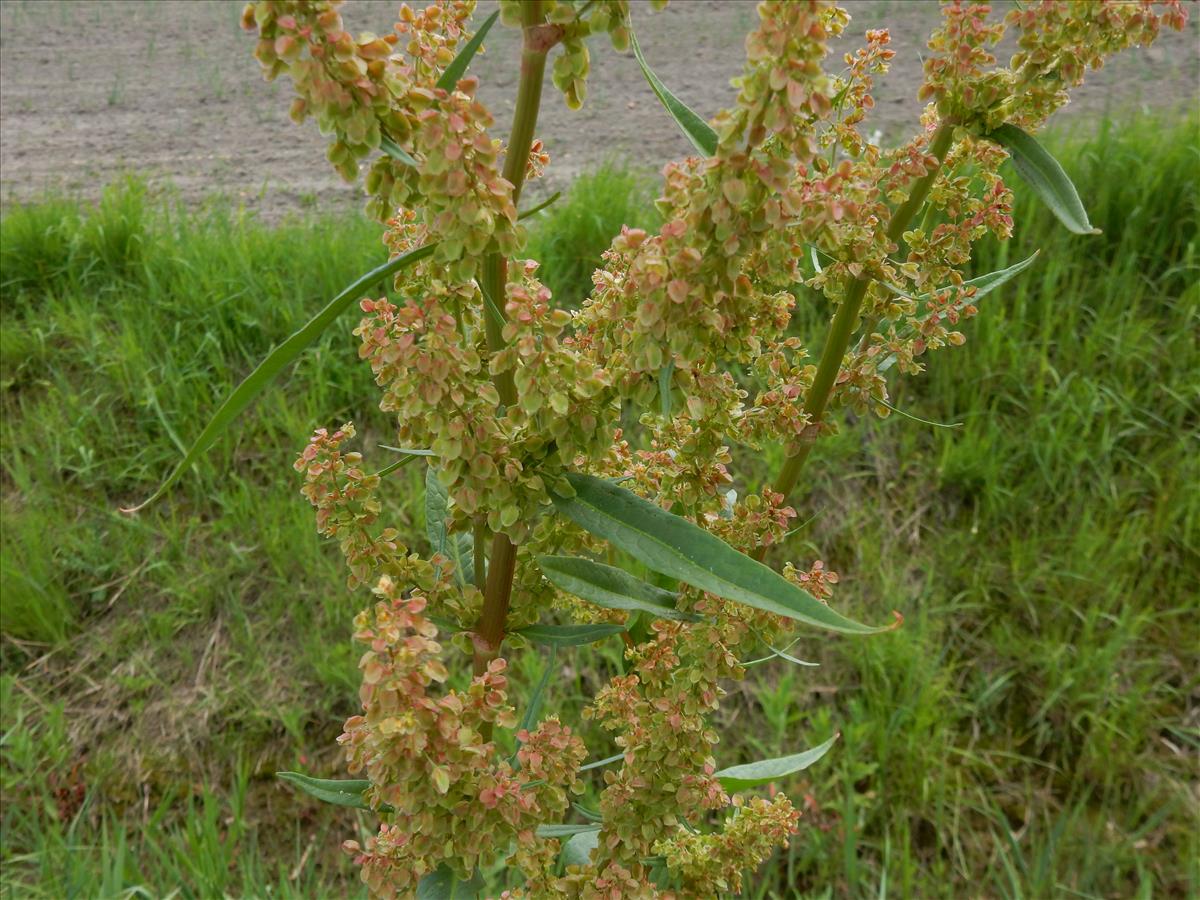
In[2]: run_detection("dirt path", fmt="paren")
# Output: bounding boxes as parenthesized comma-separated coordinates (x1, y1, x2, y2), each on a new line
(1, 0, 1195, 221)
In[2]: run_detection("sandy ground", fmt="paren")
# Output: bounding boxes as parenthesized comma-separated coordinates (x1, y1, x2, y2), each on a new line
(1, 0, 1196, 221)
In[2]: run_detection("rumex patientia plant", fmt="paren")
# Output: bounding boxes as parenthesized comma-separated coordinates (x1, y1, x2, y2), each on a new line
(128, 0, 1187, 895)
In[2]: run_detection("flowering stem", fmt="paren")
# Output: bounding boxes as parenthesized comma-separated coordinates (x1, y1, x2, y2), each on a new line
(474, 0, 558, 679)
(765, 122, 956, 543)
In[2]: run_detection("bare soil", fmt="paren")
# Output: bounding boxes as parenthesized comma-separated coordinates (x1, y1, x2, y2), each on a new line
(1, 0, 1196, 221)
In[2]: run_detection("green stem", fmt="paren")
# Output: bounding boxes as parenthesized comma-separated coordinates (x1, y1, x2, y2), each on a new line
(473, 0, 558, 679)
(766, 122, 956, 541)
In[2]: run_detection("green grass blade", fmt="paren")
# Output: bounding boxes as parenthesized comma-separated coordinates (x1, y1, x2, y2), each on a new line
(553, 474, 899, 635)
(714, 733, 839, 791)
(537, 555, 700, 622)
(435, 10, 499, 92)
(122, 242, 435, 512)
(516, 623, 627, 647)
(275, 772, 370, 810)
(988, 124, 1099, 235)
(629, 26, 717, 157)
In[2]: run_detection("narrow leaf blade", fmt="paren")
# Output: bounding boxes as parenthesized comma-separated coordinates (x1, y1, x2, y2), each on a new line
(380, 135, 418, 167)
(552, 474, 897, 635)
(629, 27, 717, 157)
(537, 555, 699, 622)
(988, 124, 1098, 235)
(714, 733, 840, 791)
(516, 623, 627, 647)
(426, 466, 473, 587)
(435, 10, 499, 92)
(123, 243, 434, 512)
(276, 772, 370, 810)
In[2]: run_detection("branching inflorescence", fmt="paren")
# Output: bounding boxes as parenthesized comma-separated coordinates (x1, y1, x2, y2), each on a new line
(222, 0, 1192, 895)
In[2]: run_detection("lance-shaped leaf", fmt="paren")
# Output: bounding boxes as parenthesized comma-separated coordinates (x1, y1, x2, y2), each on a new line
(435, 10, 499, 92)
(123, 242, 434, 512)
(877, 251, 1041, 373)
(425, 465, 474, 587)
(126, 200, 555, 514)
(629, 27, 717, 157)
(276, 772, 370, 810)
(380, 135, 418, 167)
(516, 623, 627, 647)
(537, 555, 699, 622)
(552, 474, 897, 635)
(988, 124, 1098, 235)
(416, 864, 484, 899)
(714, 733, 839, 792)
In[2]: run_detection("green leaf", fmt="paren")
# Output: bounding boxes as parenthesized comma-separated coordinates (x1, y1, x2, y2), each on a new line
(380, 135, 418, 167)
(987, 124, 1099, 235)
(714, 733, 840, 792)
(537, 823, 601, 839)
(579, 752, 624, 772)
(518, 191, 562, 220)
(537, 555, 699, 622)
(123, 243, 436, 513)
(511, 647, 557, 767)
(125, 194, 558, 514)
(425, 466, 474, 587)
(375, 445, 434, 478)
(276, 772, 370, 810)
(416, 864, 484, 899)
(877, 251, 1040, 374)
(552, 474, 897, 635)
(435, 10, 499, 92)
(516, 623, 627, 647)
(629, 27, 717, 157)
(658, 361, 674, 418)
(560, 829, 599, 868)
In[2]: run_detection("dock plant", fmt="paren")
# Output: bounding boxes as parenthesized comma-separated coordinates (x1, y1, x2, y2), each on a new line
(130, 0, 1186, 895)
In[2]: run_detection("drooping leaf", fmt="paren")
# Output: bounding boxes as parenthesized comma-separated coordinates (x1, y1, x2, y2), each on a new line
(416, 864, 484, 899)
(988, 124, 1098, 235)
(126, 200, 555, 513)
(537, 823, 601, 839)
(552, 474, 898, 635)
(714, 733, 839, 792)
(435, 10, 499, 92)
(629, 27, 717, 157)
(537, 556, 699, 622)
(122, 243, 436, 512)
(425, 465, 474, 587)
(516, 623, 627, 647)
(276, 772, 370, 810)
(560, 829, 599, 868)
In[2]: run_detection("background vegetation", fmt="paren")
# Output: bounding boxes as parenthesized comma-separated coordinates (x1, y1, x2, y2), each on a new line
(2, 115, 1197, 898)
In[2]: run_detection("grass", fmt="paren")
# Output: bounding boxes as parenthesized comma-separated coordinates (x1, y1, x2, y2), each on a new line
(2, 114, 1197, 898)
